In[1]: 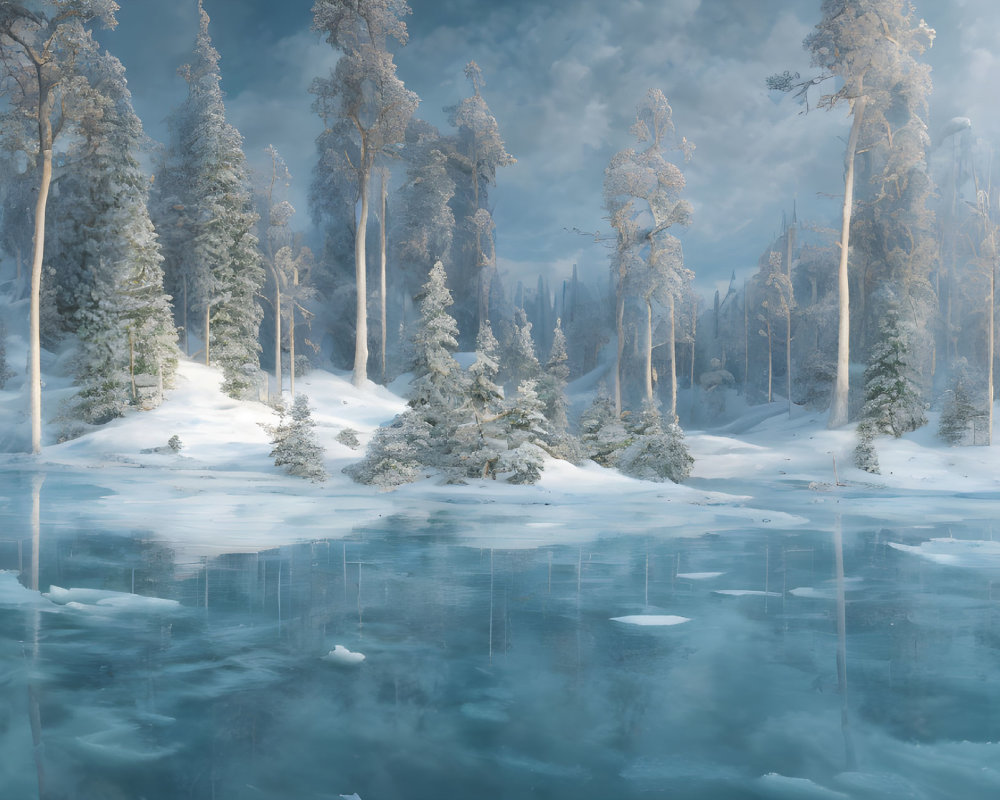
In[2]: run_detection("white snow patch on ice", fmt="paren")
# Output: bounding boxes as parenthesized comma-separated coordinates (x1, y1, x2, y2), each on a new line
(611, 615, 691, 626)
(323, 645, 365, 665)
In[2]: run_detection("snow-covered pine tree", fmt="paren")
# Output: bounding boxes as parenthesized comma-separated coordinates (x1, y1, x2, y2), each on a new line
(496, 379, 548, 484)
(938, 358, 979, 445)
(345, 409, 431, 488)
(580, 385, 628, 467)
(859, 308, 926, 438)
(53, 46, 177, 425)
(155, 1, 263, 398)
(618, 400, 693, 483)
(539, 318, 569, 430)
(467, 320, 504, 415)
(503, 307, 541, 390)
(410, 260, 465, 433)
(269, 394, 326, 481)
(452, 320, 505, 478)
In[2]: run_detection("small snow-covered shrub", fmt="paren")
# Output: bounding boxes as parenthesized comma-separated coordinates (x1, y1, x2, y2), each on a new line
(336, 427, 360, 449)
(497, 442, 544, 485)
(853, 420, 880, 474)
(168, 434, 183, 452)
(269, 395, 326, 482)
(618, 405, 693, 484)
(345, 409, 431, 488)
(580, 390, 627, 467)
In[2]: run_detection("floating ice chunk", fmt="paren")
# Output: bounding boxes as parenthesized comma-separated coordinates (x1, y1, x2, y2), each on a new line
(676, 571, 723, 580)
(610, 615, 690, 626)
(0, 571, 60, 611)
(713, 589, 782, 597)
(789, 587, 831, 599)
(340, 795, 362, 800)
(46, 585, 179, 611)
(757, 773, 850, 799)
(889, 539, 1000, 568)
(323, 645, 365, 665)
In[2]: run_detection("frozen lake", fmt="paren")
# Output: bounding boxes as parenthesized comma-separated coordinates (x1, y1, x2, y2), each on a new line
(2, 470, 1000, 799)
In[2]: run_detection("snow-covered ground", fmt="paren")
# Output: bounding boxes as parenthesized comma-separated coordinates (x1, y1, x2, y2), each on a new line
(3, 328, 1000, 560)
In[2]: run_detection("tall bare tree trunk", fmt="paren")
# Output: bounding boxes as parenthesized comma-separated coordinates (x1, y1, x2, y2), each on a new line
(614, 291, 625, 416)
(379, 169, 388, 384)
(353, 168, 370, 388)
(786, 305, 793, 417)
(786, 219, 795, 418)
(182, 275, 189, 355)
(290, 302, 296, 398)
(829, 96, 867, 428)
(273, 283, 282, 398)
(668, 292, 677, 422)
(204, 304, 211, 366)
(743, 279, 750, 397)
(644, 296, 654, 406)
(690, 295, 697, 422)
(29, 89, 54, 455)
(989, 247, 995, 445)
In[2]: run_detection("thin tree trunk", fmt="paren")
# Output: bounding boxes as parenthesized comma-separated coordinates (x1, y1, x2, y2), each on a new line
(668, 292, 677, 422)
(644, 296, 654, 406)
(766, 319, 773, 403)
(29, 122, 53, 455)
(129, 328, 136, 401)
(787, 302, 793, 418)
(614, 290, 625, 416)
(353, 168, 370, 388)
(989, 248, 995, 445)
(290, 302, 296, 398)
(204, 304, 211, 366)
(690, 295, 697, 422)
(274, 284, 282, 399)
(182, 275, 189, 356)
(379, 169, 388, 384)
(829, 95, 867, 429)
(786, 222, 794, 418)
(743, 279, 750, 397)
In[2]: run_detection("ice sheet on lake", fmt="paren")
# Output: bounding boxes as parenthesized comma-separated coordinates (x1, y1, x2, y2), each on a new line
(676, 571, 724, 580)
(713, 589, 782, 597)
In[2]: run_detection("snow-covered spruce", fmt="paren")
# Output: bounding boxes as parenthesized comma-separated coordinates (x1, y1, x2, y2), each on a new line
(268, 395, 326, 482)
(858, 309, 926, 439)
(345, 409, 431, 488)
(617, 401, 693, 483)
(151, 2, 263, 399)
(580, 385, 628, 467)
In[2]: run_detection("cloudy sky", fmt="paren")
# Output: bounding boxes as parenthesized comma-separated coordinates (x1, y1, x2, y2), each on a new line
(99, 0, 1000, 299)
